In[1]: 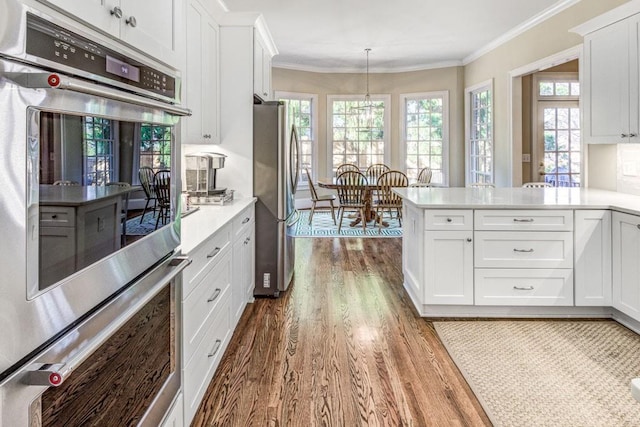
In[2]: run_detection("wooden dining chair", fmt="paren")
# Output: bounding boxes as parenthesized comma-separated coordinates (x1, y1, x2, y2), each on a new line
(366, 163, 390, 181)
(375, 170, 408, 231)
(138, 166, 158, 224)
(335, 163, 360, 176)
(52, 180, 80, 186)
(522, 182, 552, 188)
(417, 167, 433, 184)
(335, 170, 368, 232)
(153, 170, 171, 229)
(305, 169, 336, 225)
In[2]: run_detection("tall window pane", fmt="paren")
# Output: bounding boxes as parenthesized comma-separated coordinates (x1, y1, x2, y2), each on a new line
(402, 92, 448, 184)
(329, 96, 387, 174)
(279, 94, 316, 185)
(139, 123, 172, 173)
(467, 83, 493, 185)
(83, 117, 114, 186)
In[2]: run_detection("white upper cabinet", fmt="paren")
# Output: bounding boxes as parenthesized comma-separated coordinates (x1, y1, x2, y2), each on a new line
(39, 0, 181, 66)
(573, 3, 640, 144)
(253, 32, 273, 101)
(184, 0, 220, 144)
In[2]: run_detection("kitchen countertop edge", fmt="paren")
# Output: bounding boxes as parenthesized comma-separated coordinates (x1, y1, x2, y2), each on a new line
(179, 197, 257, 254)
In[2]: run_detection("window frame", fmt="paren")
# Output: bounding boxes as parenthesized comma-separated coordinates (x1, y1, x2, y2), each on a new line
(465, 79, 494, 186)
(399, 91, 449, 186)
(326, 93, 391, 177)
(275, 91, 318, 188)
(133, 122, 174, 185)
(82, 116, 117, 186)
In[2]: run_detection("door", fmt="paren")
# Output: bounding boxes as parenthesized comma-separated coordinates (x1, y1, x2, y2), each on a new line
(535, 101, 581, 187)
(612, 211, 640, 320)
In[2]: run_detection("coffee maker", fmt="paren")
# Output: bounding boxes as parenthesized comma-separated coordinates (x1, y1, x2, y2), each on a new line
(185, 153, 228, 200)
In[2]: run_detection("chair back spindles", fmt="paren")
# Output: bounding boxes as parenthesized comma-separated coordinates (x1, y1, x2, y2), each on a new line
(522, 182, 552, 188)
(335, 163, 360, 176)
(366, 164, 390, 182)
(417, 167, 433, 184)
(335, 170, 368, 232)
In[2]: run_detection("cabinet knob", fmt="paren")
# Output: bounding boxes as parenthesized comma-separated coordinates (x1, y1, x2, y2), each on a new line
(631, 133, 638, 138)
(126, 15, 137, 27)
(622, 133, 629, 138)
(636, 224, 640, 230)
(466, 238, 472, 242)
(446, 218, 452, 223)
(110, 6, 123, 18)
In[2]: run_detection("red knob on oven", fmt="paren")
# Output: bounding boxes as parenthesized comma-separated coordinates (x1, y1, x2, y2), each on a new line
(47, 74, 61, 88)
(49, 372, 62, 386)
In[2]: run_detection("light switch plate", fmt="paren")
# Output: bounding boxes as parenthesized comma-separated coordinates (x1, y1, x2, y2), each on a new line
(522, 154, 531, 163)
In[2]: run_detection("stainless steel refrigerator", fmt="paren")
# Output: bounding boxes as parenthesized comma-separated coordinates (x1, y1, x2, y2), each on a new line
(254, 101, 300, 297)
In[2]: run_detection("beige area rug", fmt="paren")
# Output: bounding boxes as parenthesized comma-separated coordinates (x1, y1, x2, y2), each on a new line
(433, 320, 640, 427)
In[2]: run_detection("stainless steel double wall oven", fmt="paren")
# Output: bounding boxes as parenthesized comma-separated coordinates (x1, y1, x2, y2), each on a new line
(0, 1, 190, 425)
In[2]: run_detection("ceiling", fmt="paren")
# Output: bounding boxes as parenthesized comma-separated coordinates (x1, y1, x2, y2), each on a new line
(221, 0, 576, 73)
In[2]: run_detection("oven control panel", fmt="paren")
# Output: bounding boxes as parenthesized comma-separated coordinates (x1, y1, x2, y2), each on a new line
(24, 13, 177, 102)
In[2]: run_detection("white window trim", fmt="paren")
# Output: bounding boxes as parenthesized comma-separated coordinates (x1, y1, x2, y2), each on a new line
(399, 91, 450, 187)
(275, 91, 318, 188)
(326, 93, 391, 177)
(533, 72, 580, 101)
(465, 79, 494, 186)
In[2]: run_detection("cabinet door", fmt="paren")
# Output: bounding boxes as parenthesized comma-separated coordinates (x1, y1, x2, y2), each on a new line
(574, 210, 612, 306)
(583, 17, 636, 143)
(160, 392, 183, 427)
(40, 0, 120, 37)
(261, 48, 272, 100)
(185, 1, 219, 144)
(253, 35, 265, 99)
(612, 211, 640, 320)
(120, 0, 179, 66)
(424, 230, 474, 305)
(232, 223, 254, 325)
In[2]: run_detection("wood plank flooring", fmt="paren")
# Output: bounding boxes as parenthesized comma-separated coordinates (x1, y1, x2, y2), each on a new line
(192, 237, 491, 426)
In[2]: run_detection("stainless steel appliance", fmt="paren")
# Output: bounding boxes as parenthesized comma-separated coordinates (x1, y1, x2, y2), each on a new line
(253, 101, 300, 297)
(185, 152, 227, 196)
(0, 1, 190, 424)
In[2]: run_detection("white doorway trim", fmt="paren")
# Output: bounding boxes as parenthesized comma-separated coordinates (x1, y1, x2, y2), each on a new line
(508, 44, 583, 187)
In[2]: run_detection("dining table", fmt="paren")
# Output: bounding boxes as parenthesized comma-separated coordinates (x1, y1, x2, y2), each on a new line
(317, 176, 389, 227)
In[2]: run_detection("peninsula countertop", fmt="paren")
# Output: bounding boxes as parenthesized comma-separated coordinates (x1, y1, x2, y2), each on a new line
(394, 187, 640, 215)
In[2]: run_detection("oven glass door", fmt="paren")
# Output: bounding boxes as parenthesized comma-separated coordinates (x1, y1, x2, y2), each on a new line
(32, 109, 178, 294)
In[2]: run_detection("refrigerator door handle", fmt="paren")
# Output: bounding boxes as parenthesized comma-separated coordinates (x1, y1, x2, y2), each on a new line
(289, 125, 300, 195)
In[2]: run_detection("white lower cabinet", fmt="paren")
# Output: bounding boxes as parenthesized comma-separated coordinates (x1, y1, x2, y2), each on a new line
(575, 210, 612, 306)
(423, 210, 474, 305)
(612, 211, 640, 320)
(402, 202, 424, 301)
(232, 205, 255, 325)
(475, 268, 573, 306)
(161, 392, 184, 427)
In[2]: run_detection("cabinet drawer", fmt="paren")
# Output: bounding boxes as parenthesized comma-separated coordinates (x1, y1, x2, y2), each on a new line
(475, 268, 573, 306)
(40, 207, 75, 227)
(183, 222, 232, 298)
(474, 210, 573, 231)
(233, 204, 255, 238)
(425, 210, 473, 231)
(474, 231, 573, 269)
(183, 250, 231, 365)
(183, 293, 231, 423)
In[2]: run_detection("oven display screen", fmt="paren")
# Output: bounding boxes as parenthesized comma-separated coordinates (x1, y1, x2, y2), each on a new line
(106, 55, 140, 83)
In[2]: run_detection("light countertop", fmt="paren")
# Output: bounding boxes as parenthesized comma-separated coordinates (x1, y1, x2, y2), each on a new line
(179, 197, 256, 253)
(395, 187, 640, 215)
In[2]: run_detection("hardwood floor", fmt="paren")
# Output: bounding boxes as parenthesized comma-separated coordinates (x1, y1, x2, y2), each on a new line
(192, 238, 491, 426)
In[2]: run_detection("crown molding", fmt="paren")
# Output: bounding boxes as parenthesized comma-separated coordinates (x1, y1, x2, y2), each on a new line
(463, 0, 581, 65)
(570, 0, 640, 36)
(272, 59, 463, 74)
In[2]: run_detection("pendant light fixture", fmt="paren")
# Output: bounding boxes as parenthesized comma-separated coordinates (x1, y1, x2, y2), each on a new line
(351, 48, 379, 126)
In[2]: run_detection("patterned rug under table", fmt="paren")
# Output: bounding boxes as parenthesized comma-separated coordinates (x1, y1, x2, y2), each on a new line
(293, 210, 402, 238)
(434, 320, 640, 427)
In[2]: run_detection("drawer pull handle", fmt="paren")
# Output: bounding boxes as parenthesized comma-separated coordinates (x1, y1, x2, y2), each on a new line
(446, 218, 452, 223)
(242, 217, 250, 224)
(208, 339, 222, 358)
(514, 286, 534, 291)
(207, 247, 221, 258)
(513, 218, 534, 222)
(513, 248, 534, 253)
(207, 288, 222, 303)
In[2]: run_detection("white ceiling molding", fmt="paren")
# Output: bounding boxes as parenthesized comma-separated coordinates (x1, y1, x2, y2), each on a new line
(571, 0, 640, 35)
(462, 0, 582, 66)
(273, 59, 463, 74)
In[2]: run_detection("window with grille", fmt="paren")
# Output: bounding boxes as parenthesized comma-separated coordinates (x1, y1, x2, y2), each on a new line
(328, 95, 389, 175)
(466, 81, 493, 185)
(139, 123, 172, 173)
(83, 117, 115, 186)
(401, 92, 448, 185)
(278, 93, 317, 186)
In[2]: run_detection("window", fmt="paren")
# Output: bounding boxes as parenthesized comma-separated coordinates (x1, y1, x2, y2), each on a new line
(328, 94, 390, 174)
(83, 116, 115, 186)
(466, 81, 493, 185)
(534, 73, 580, 187)
(277, 92, 317, 186)
(139, 123, 172, 173)
(401, 92, 449, 185)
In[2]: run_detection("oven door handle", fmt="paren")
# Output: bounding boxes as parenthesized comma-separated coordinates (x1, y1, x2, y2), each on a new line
(20, 255, 191, 388)
(5, 72, 192, 116)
